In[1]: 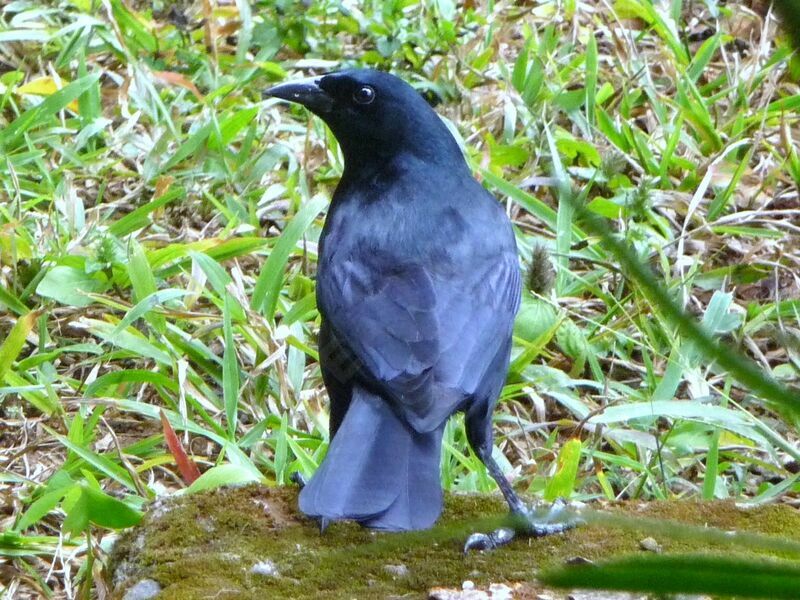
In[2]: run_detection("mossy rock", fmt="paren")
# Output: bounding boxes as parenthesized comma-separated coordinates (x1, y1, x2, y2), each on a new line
(109, 486, 800, 599)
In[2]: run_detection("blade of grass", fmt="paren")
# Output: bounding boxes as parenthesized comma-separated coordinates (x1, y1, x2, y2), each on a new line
(0, 310, 39, 381)
(541, 554, 800, 599)
(251, 194, 327, 319)
(223, 292, 240, 440)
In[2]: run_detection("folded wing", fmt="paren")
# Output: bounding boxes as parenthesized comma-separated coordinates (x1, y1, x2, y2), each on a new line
(317, 247, 520, 432)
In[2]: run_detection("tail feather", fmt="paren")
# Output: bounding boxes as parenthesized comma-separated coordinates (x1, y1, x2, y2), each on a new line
(299, 386, 444, 531)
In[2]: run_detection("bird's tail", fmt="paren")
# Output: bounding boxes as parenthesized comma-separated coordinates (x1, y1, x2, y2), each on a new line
(298, 385, 444, 531)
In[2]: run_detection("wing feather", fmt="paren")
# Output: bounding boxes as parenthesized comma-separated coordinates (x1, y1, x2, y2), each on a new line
(318, 246, 519, 432)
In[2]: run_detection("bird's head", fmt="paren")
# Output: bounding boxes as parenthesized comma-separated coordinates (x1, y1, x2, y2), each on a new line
(264, 69, 464, 170)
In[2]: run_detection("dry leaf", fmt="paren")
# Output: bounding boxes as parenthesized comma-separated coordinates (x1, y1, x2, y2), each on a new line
(152, 70, 205, 100)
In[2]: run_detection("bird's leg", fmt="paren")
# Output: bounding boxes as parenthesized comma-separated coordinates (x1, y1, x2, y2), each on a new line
(463, 452, 583, 554)
(290, 472, 330, 533)
(290, 471, 307, 489)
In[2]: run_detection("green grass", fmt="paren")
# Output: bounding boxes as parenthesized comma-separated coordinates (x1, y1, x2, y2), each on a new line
(1, 0, 799, 597)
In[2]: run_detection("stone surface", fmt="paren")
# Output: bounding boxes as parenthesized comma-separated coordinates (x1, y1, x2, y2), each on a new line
(121, 578, 161, 600)
(251, 559, 280, 577)
(638, 536, 662, 553)
(383, 563, 410, 578)
(108, 486, 800, 599)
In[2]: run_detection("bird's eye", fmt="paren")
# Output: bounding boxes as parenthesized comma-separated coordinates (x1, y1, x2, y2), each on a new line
(352, 85, 375, 105)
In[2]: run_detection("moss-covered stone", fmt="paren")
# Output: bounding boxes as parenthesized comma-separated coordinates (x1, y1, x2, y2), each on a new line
(109, 486, 800, 599)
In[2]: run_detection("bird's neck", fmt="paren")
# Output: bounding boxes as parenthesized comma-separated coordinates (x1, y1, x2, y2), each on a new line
(340, 145, 469, 188)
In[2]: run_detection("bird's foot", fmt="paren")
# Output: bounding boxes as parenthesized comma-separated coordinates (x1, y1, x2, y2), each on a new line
(463, 527, 515, 553)
(463, 498, 584, 554)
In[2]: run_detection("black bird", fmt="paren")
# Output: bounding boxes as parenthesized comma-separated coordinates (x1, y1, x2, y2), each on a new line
(265, 69, 578, 550)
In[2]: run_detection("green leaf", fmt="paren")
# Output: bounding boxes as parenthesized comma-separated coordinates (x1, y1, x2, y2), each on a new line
(108, 187, 185, 237)
(223, 293, 240, 440)
(190, 251, 233, 297)
(160, 122, 213, 175)
(0, 30, 51, 43)
(585, 31, 597, 127)
(62, 483, 142, 535)
(556, 318, 590, 367)
(514, 295, 558, 343)
(552, 185, 799, 418)
(480, 168, 557, 230)
(36, 266, 108, 307)
(15, 488, 68, 532)
(3, 371, 59, 415)
(711, 225, 787, 239)
(209, 107, 259, 149)
(251, 195, 328, 318)
(687, 33, 720, 82)
(283, 291, 318, 325)
(127, 241, 166, 333)
(0, 530, 72, 557)
(81, 318, 171, 365)
(588, 400, 769, 446)
(109, 289, 187, 342)
(273, 413, 289, 485)
(555, 129, 601, 166)
(544, 439, 582, 501)
(84, 369, 179, 399)
(0, 310, 38, 381)
(651, 347, 684, 402)
(109, 0, 157, 54)
(0, 284, 29, 315)
(77, 53, 101, 123)
(185, 464, 264, 494)
(45, 426, 139, 492)
(541, 554, 800, 599)
(703, 429, 721, 500)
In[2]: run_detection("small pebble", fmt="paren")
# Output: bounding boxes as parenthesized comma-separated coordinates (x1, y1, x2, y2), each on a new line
(639, 537, 662, 553)
(197, 517, 216, 533)
(488, 583, 513, 599)
(383, 563, 410, 578)
(122, 579, 161, 600)
(462, 580, 475, 590)
(251, 559, 280, 577)
(218, 552, 240, 563)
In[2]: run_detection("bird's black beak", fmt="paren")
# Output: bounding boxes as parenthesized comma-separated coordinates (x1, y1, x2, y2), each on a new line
(263, 77, 334, 114)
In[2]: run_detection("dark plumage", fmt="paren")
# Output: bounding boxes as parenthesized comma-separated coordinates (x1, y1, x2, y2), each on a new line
(265, 70, 574, 545)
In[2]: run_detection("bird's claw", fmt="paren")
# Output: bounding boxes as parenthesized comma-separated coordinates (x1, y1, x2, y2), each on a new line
(318, 516, 330, 534)
(291, 472, 330, 534)
(513, 497, 584, 537)
(290, 471, 307, 488)
(464, 498, 584, 554)
(463, 528, 515, 554)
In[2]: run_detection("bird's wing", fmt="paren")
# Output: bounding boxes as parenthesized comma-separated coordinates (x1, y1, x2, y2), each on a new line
(317, 247, 520, 433)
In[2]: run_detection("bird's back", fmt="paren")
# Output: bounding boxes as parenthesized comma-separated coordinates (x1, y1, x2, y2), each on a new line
(317, 154, 520, 432)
